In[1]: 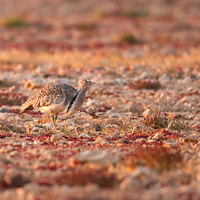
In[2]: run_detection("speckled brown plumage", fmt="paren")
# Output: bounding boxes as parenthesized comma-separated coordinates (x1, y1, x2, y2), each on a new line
(21, 80, 95, 127)
(21, 84, 78, 112)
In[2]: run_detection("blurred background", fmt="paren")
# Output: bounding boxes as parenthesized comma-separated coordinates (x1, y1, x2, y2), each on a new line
(0, 0, 200, 51)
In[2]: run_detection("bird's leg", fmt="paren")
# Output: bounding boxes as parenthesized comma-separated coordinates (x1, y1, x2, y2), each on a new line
(54, 113, 58, 122)
(50, 113, 57, 127)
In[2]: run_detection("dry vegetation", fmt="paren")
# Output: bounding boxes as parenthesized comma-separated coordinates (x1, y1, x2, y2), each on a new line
(0, 0, 199, 199)
(123, 145, 183, 172)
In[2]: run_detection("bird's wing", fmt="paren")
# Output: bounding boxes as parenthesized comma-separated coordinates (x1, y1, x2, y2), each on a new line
(21, 83, 78, 112)
(33, 84, 78, 108)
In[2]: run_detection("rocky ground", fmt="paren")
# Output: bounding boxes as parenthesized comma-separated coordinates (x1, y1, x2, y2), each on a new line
(0, 0, 200, 199)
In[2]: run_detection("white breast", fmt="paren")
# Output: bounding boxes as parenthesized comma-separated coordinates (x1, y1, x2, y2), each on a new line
(39, 102, 66, 114)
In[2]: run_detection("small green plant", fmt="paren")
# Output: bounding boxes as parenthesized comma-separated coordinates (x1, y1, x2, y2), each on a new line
(119, 34, 140, 44)
(143, 113, 168, 129)
(143, 112, 190, 131)
(64, 23, 97, 31)
(122, 10, 149, 18)
(167, 118, 188, 131)
(3, 17, 29, 28)
(76, 23, 97, 31)
(164, 67, 184, 78)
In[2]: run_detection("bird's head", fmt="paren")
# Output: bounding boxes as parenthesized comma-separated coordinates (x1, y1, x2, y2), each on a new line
(78, 79, 95, 89)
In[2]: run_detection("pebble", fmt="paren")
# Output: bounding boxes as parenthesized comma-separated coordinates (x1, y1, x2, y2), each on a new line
(0, 108, 9, 113)
(50, 133, 62, 142)
(130, 167, 158, 185)
(34, 140, 41, 145)
(113, 130, 120, 137)
(82, 123, 92, 129)
(181, 77, 193, 85)
(12, 133, 17, 137)
(8, 140, 15, 145)
(143, 108, 151, 118)
(9, 151, 18, 156)
(152, 133, 164, 140)
(138, 71, 153, 79)
(86, 99, 96, 107)
(5, 146, 14, 153)
(175, 95, 200, 110)
(71, 150, 118, 166)
(67, 125, 75, 130)
(135, 138, 147, 143)
(120, 177, 144, 191)
(163, 141, 179, 148)
(21, 142, 27, 148)
(32, 127, 39, 133)
(95, 124, 102, 132)
(79, 134, 90, 138)
(96, 138, 109, 146)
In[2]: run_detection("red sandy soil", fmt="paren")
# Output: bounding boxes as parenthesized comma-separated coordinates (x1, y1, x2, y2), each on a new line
(0, 0, 199, 199)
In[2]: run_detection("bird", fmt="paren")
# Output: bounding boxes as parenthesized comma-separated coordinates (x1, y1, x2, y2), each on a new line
(21, 79, 95, 127)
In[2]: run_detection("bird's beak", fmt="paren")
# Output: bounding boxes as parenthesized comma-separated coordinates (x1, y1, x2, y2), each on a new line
(92, 82, 95, 84)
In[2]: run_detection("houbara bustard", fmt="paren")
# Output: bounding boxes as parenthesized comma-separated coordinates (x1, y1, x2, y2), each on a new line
(21, 80, 95, 127)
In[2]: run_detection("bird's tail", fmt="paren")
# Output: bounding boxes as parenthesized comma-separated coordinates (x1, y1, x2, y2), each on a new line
(20, 104, 34, 114)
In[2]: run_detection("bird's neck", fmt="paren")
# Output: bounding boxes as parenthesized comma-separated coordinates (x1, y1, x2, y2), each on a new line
(76, 87, 87, 103)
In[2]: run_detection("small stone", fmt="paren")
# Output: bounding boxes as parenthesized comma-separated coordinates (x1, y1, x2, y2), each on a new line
(79, 134, 90, 138)
(152, 133, 164, 140)
(182, 77, 193, 85)
(16, 188, 24, 199)
(130, 167, 158, 185)
(163, 141, 178, 148)
(50, 133, 62, 142)
(83, 123, 92, 129)
(9, 151, 18, 157)
(95, 124, 102, 132)
(0, 108, 9, 113)
(5, 146, 14, 153)
(71, 149, 118, 166)
(34, 140, 41, 145)
(12, 133, 17, 137)
(96, 138, 109, 146)
(8, 140, 15, 145)
(45, 138, 51, 144)
(45, 123, 54, 129)
(113, 130, 120, 137)
(86, 99, 96, 107)
(143, 108, 151, 118)
(117, 143, 123, 147)
(135, 138, 147, 143)
(119, 139, 129, 144)
(138, 71, 153, 79)
(67, 125, 74, 130)
(120, 177, 144, 191)
(22, 142, 26, 147)
(32, 127, 39, 133)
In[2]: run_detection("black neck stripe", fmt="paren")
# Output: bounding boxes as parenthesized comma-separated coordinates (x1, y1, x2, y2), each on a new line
(67, 89, 80, 112)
